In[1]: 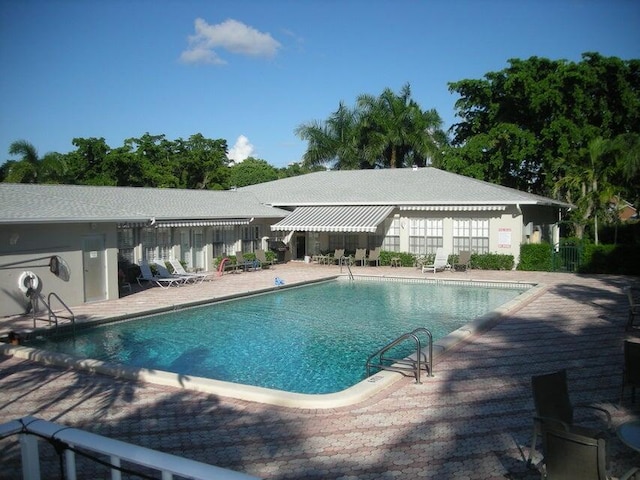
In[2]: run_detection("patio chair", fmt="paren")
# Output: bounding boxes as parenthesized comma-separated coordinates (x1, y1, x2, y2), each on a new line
(168, 259, 211, 283)
(353, 248, 367, 266)
(624, 285, 639, 331)
(537, 417, 638, 480)
(367, 247, 380, 266)
(621, 339, 640, 403)
(235, 251, 258, 271)
(527, 369, 612, 466)
(136, 260, 185, 289)
(453, 251, 471, 272)
(421, 247, 449, 273)
(332, 249, 345, 265)
(255, 249, 274, 268)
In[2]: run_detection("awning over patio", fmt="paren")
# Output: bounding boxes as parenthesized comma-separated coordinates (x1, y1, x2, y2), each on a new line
(271, 205, 394, 233)
(399, 205, 506, 211)
(154, 219, 252, 228)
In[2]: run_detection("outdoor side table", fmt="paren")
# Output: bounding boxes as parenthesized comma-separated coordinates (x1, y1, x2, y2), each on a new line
(617, 420, 640, 452)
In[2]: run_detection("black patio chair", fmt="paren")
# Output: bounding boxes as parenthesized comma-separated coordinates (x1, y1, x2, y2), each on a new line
(537, 417, 638, 480)
(527, 369, 611, 466)
(621, 339, 640, 403)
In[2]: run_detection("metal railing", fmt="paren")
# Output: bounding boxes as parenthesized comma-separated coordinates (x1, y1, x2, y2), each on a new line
(0, 416, 259, 480)
(366, 327, 433, 384)
(30, 291, 75, 334)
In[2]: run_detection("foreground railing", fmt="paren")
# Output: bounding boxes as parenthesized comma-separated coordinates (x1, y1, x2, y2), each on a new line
(0, 416, 259, 480)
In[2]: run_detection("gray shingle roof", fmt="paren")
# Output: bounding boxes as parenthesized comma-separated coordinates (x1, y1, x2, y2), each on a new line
(0, 184, 286, 225)
(240, 167, 571, 208)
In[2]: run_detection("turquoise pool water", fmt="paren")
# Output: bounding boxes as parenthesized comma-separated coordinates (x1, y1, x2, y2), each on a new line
(32, 278, 526, 394)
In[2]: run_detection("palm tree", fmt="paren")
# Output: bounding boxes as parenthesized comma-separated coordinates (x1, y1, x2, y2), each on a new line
(5, 140, 40, 183)
(357, 84, 444, 168)
(295, 102, 365, 169)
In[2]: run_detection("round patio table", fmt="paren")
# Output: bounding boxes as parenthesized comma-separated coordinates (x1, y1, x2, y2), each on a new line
(617, 420, 640, 452)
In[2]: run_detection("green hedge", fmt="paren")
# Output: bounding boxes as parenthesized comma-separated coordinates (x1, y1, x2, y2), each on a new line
(517, 243, 553, 271)
(579, 244, 640, 275)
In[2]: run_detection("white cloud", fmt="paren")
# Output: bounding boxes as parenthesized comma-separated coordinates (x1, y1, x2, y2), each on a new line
(227, 135, 255, 164)
(180, 18, 281, 65)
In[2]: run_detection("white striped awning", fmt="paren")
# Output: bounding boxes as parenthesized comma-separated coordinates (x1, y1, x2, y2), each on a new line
(154, 219, 252, 228)
(399, 205, 506, 212)
(271, 205, 394, 233)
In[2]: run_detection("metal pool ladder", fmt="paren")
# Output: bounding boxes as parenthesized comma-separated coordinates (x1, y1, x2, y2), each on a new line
(30, 291, 76, 334)
(366, 327, 433, 384)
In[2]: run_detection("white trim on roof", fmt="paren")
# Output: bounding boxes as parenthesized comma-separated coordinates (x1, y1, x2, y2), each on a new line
(399, 205, 507, 212)
(271, 205, 394, 233)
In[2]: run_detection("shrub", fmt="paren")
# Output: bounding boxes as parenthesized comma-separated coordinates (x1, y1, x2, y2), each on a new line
(471, 253, 514, 270)
(517, 243, 553, 271)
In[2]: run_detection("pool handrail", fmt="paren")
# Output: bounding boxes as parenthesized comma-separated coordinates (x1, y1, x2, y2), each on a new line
(366, 327, 433, 383)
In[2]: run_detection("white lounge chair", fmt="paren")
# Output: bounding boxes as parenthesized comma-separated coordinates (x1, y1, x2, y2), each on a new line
(153, 260, 194, 284)
(422, 248, 450, 273)
(136, 260, 185, 289)
(168, 259, 212, 283)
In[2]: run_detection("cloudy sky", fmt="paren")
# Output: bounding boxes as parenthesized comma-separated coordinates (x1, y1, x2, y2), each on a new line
(1, 1, 638, 167)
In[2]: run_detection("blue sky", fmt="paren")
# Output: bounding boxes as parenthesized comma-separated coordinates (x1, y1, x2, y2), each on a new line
(1, 1, 639, 168)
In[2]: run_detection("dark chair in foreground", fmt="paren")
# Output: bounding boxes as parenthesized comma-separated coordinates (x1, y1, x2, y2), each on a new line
(621, 339, 640, 403)
(625, 286, 639, 331)
(528, 369, 611, 466)
(537, 417, 638, 480)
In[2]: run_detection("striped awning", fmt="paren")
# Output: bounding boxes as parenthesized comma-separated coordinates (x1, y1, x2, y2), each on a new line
(271, 206, 394, 233)
(399, 205, 506, 212)
(154, 219, 252, 228)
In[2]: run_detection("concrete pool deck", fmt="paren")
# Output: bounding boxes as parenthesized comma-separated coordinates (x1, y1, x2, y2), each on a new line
(1, 263, 639, 479)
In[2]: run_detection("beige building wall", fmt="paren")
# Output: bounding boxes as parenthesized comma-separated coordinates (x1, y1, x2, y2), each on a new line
(0, 222, 119, 318)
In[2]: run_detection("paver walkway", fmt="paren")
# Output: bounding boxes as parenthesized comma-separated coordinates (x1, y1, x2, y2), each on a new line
(1, 264, 639, 479)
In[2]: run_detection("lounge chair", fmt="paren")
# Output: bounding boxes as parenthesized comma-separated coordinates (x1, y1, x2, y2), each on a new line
(625, 285, 639, 330)
(367, 247, 380, 266)
(621, 339, 640, 403)
(421, 248, 449, 273)
(235, 251, 258, 271)
(168, 259, 212, 283)
(255, 249, 274, 268)
(353, 248, 367, 266)
(453, 251, 471, 272)
(527, 369, 611, 466)
(136, 260, 185, 289)
(152, 260, 194, 284)
(536, 417, 638, 480)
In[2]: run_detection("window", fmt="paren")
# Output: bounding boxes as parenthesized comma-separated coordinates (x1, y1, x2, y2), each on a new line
(408, 218, 442, 255)
(213, 227, 235, 257)
(408, 218, 425, 254)
(328, 234, 343, 251)
(453, 219, 489, 254)
(117, 228, 135, 264)
(383, 218, 400, 252)
(242, 225, 260, 252)
(328, 234, 357, 252)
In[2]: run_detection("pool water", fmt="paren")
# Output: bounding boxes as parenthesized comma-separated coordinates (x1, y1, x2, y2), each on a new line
(32, 279, 526, 394)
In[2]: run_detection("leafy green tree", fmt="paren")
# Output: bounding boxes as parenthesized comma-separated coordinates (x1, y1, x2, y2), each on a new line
(447, 53, 640, 236)
(173, 134, 229, 189)
(228, 157, 279, 187)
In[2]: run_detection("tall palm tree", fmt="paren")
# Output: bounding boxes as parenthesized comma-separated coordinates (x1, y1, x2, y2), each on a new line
(5, 140, 40, 183)
(357, 84, 444, 168)
(295, 102, 365, 169)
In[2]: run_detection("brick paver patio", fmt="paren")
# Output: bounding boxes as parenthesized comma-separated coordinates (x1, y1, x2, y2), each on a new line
(1, 264, 639, 479)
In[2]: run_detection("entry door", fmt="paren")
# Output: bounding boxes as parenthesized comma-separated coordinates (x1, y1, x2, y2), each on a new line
(296, 234, 306, 259)
(83, 235, 106, 302)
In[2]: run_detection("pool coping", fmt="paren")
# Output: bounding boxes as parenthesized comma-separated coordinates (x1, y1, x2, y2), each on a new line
(0, 275, 548, 409)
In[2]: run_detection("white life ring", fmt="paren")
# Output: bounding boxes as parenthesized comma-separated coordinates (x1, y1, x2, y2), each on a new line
(18, 271, 39, 294)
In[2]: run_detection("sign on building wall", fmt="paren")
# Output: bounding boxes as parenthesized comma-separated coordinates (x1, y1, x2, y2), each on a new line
(498, 228, 512, 248)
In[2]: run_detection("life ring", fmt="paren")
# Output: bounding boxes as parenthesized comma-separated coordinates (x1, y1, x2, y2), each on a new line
(18, 271, 39, 294)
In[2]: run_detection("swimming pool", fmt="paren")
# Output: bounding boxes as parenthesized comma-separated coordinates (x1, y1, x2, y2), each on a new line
(29, 277, 528, 395)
